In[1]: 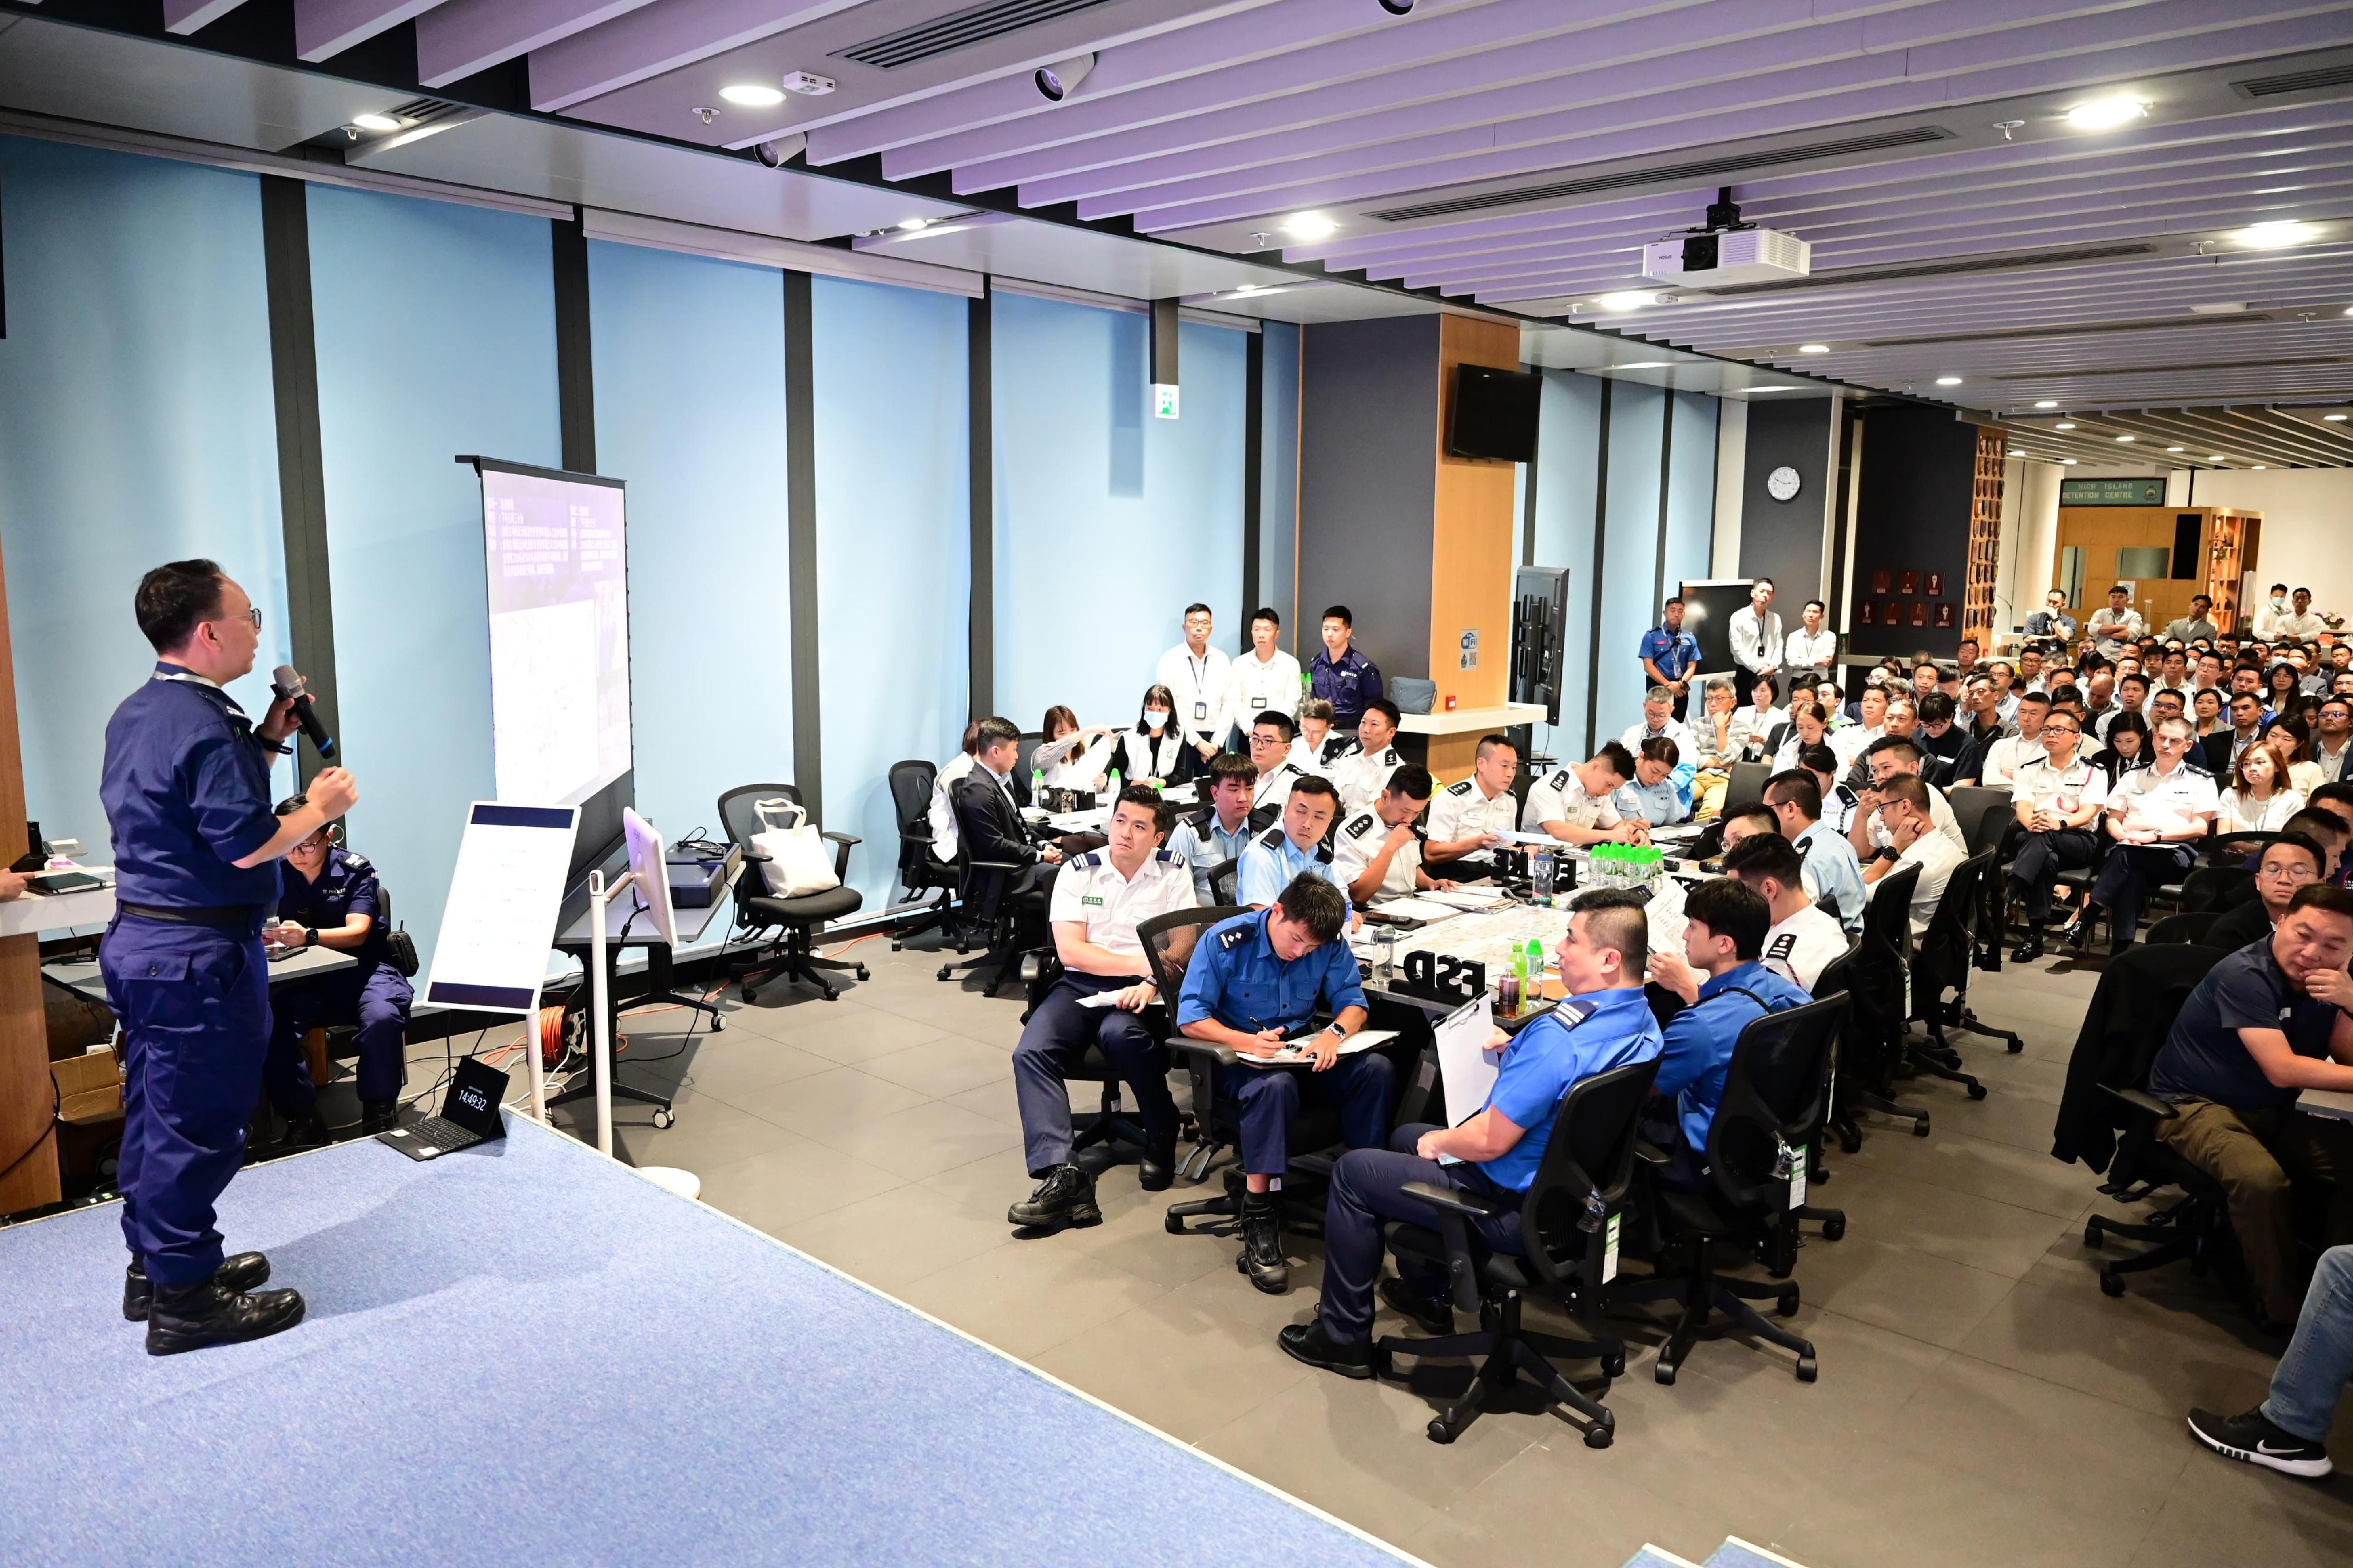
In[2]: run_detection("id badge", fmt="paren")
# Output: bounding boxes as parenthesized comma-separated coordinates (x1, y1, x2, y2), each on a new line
(1194, 700, 1208, 721)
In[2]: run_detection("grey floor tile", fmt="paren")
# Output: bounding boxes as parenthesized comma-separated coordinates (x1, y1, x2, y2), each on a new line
(692, 1136, 908, 1235)
(1829, 1166, 2079, 1278)
(1842, 1125, 2099, 1220)
(591, 1095, 798, 1172)
(645, 1035, 838, 1106)
(755, 1000, 952, 1065)
(1026, 1270, 1314, 1445)
(801, 1098, 1024, 1180)
(938, 1080, 1026, 1129)
(725, 1065, 932, 1138)
(772, 1181, 1014, 1293)
(1785, 1232, 2019, 1349)
(896, 1241, 1167, 1361)
(2128, 1444, 2353, 1567)
(854, 1033, 1018, 1097)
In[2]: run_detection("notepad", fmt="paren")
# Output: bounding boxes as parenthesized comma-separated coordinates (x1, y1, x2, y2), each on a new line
(1420, 888, 1509, 911)
(1247, 1027, 1399, 1066)
(1370, 896, 1460, 922)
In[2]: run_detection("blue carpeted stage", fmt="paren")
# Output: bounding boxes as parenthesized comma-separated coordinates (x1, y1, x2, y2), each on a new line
(0, 1116, 1422, 1566)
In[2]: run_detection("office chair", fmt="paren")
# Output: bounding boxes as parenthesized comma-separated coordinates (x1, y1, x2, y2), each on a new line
(938, 855, 1055, 997)
(1721, 761, 1772, 816)
(1785, 939, 1858, 1245)
(1014, 943, 1161, 1162)
(1208, 858, 1239, 908)
(715, 785, 867, 1002)
(2145, 909, 2224, 946)
(1908, 849, 2022, 1077)
(1844, 862, 1932, 1137)
(1949, 784, 2017, 969)
(885, 759, 963, 951)
(1373, 1057, 1659, 1449)
(2206, 830, 2279, 868)
(2179, 864, 2255, 914)
(2076, 945, 2236, 1301)
(1812, 941, 1867, 1159)
(1613, 993, 1847, 1384)
(1013, 732, 1046, 802)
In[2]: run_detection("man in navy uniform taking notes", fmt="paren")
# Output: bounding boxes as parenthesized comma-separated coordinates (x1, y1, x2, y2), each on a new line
(101, 559, 359, 1355)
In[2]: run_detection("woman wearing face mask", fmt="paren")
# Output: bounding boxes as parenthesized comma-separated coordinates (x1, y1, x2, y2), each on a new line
(1118, 684, 1191, 788)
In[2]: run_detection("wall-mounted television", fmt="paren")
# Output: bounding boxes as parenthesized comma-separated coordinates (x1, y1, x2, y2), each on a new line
(1445, 363, 1541, 462)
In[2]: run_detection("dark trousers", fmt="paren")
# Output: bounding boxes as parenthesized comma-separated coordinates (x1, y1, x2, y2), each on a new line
(1011, 972, 1176, 1175)
(261, 960, 415, 1115)
(99, 913, 269, 1288)
(2087, 841, 2196, 945)
(1223, 1050, 1395, 1177)
(2005, 828, 2098, 919)
(1315, 1125, 1521, 1342)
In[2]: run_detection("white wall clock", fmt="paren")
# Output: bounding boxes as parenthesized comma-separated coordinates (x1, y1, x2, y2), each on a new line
(1765, 465, 1803, 502)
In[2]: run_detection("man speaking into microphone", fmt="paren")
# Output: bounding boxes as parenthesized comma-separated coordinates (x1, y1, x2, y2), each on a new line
(100, 559, 357, 1355)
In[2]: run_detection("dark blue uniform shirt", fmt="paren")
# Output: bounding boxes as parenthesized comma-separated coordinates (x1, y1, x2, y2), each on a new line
(101, 663, 282, 908)
(1655, 962, 1813, 1153)
(1309, 647, 1385, 727)
(277, 846, 389, 965)
(1177, 909, 1367, 1035)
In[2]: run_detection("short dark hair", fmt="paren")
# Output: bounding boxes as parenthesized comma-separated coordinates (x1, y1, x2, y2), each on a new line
(1594, 740, 1637, 780)
(1275, 874, 1347, 942)
(1868, 736, 1924, 768)
(1918, 692, 1955, 725)
(975, 716, 1021, 749)
(2014, 690, 2052, 709)
(1685, 878, 1769, 960)
(1749, 672, 1781, 703)
(1796, 744, 1840, 778)
(1363, 697, 1401, 727)
(1722, 830, 1806, 893)
(1752, 576, 1775, 590)
(1476, 732, 1519, 760)
(1763, 770, 1824, 820)
(1251, 606, 1281, 629)
(135, 558, 228, 652)
(2287, 883, 2353, 922)
(1880, 774, 1932, 813)
(961, 719, 982, 755)
(2265, 831, 2328, 876)
(1569, 888, 1649, 973)
(1639, 735, 1680, 768)
(1385, 763, 1434, 802)
(1252, 709, 1297, 742)
(1206, 750, 1258, 788)
(1722, 803, 1779, 840)
(1664, 595, 1685, 609)
(1321, 604, 1353, 628)
(1289, 775, 1338, 806)
(1182, 601, 1212, 619)
(2118, 672, 2150, 693)
(1114, 783, 1170, 833)
(2309, 782, 2353, 815)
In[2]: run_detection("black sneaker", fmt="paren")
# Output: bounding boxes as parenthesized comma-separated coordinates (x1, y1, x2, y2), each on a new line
(1238, 1192, 1288, 1293)
(124, 1252, 271, 1322)
(145, 1279, 306, 1356)
(1278, 1320, 1374, 1379)
(1380, 1276, 1455, 1336)
(2188, 1407, 2333, 1478)
(1008, 1165, 1101, 1232)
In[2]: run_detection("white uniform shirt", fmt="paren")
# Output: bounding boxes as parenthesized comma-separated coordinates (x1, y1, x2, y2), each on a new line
(928, 751, 977, 864)
(1878, 829, 1964, 939)
(1866, 780, 1967, 855)
(1221, 649, 1304, 740)
(1980, 732, 2046, 790)
(1048, 846, 1197, 964)
(1762, 903, 1846, 992)
(1155, 642, 1231, 748)
(1727, 705, 1784, 761)
(1428, 776, 1518, 847)
(1039, 731, 1115, 792)
(1287, 733, 1350, 779)
(1829, 725, 1879, 769)
(1252, 759, 1307, 818)
(1783, 627, 1838, 670)
(1331, 742, 1407, 815)
(1619, 717, 1697, 756)
(1332, 810, 1423, 898)
(1522, 765, 1623, 835)
(2106, 760, 2221, 839)
(2011, 751, 2109, 819)
(1729, 605, 1784, 673)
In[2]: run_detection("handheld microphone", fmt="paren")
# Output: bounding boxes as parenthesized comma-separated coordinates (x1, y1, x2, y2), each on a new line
(271, 665, 338, 759)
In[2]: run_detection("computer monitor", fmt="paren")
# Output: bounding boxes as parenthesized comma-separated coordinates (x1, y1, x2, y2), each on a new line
(621, 806, 677, 949)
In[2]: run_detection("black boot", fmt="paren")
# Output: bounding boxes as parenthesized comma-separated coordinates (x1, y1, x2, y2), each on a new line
(1278, 1320, 1375, 1379)
(273, 1110, 331, 1152)
(145, 1276, 305, 1356)
(1238, 1190, 1288, 1293)
(1008, 1165, 1101, 1232)
(359, 1099, 399, 1136)
(1138, 1126, 1178, 1193)
(124, 1252, 269, 1322)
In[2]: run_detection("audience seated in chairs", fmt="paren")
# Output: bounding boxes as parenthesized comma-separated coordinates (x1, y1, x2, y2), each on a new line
(2061, 714, 2216, 955)
(1720, 832, 1846, 992)
(2143, 885, 2353, 1328)
(2205, 832, 2329, 954)
(1165, 752, 1258, 904)
(2002, 709, 2107, 961)
(1278, 890, 1664, 1379)
(1861, 775, 1962, 940)
(952, 713, 1062, 919)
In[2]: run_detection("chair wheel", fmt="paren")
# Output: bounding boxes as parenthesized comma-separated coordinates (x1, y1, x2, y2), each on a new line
(2006, 1039, 2024, 1054)
(1796, 1355, 1818, 1383)
(1584, 1424, 1613, 1449)
(856, 965, 871, 981)
(1838, 1130, 1862, 1155)
(2084, 1221, 2104, 1248)
(1777, 1290, 1801, 1318)
(1164, 1213, 1185, 1235)
(651, 1109, 674, 1130)
(1654, 1363, 1677, 1386)
(2101, 1270, 2125, 1298)
(1912, 1117, 1931, 1138)
(892, 940, 905, 951)
(1822, 1217, 1846, 1242)
(1602, 1350, 1626, 1378)
(1426, 1419, 1457, 1445)
(711, 1016, 724, 1032)
(1967, 1082, 1988, 1101)
(937, 967, 953, 982)
(743, 986, 759, 1003)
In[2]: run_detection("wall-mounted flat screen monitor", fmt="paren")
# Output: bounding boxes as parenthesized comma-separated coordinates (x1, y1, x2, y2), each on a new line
(1445, 364, 1541, 462)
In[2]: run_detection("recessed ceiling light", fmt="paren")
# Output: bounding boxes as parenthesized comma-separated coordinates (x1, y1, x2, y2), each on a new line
(1935, 375, 1963, 386)
(2061, 458, 2079, 466)
(2189, 302, 2248, 315)
(1596, 289, 1661, 312)
(1615, 361, 1670, 369)
(2055, 421, 2077, 430)
(2209, 454, 2227, 461)
(2237, 219, 2317, 249)
(2253, 463, 2268, 470)
(2328, 413, 2349, 422)
(1798, 343, 1830, 354)
(2166, 445, 2185, 452)
(2033, 399, 2059, 409)
(2065, 95, 2149, 131)
(1281, 212, 1338, 241)
(897, 217, 931, 232)
(351, 112, 402, 132)
(2115, 435, 2135, 443)
(719, 83, 786, 107)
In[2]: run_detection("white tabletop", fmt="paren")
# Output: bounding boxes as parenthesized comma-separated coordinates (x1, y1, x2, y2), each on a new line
(1396, 702, 1550, 737)
(0, 869, 117, 939)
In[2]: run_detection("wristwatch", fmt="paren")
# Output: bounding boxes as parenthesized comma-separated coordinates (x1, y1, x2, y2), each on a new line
(305, 928, 318, 948)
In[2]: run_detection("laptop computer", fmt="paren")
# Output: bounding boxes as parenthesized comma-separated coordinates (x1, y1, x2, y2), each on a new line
(375, 1055, 508, 1161)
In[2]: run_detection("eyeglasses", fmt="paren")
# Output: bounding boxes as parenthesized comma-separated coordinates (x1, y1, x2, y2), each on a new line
(215, 606, 261, 630)
(2258, 862, 2318, 883)
(2042, 724, 2080, 736)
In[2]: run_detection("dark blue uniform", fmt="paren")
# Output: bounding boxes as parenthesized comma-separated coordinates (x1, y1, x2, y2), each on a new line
(1175, 910, 1391, 1179)
(1308, 647, 1384, 729)
(261, 846, 413, 1115)
(99, 663, 285, 1289)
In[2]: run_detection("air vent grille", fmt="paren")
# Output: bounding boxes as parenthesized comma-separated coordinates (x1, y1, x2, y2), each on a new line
(835, 0, 1115, 70)
(1705, 242, 2155, 296)
(386, 98, 466, 126)
(1858, 311, 2286, 349)
(2234, 62, 2353, 98)
(1367, 126, 1951, 222)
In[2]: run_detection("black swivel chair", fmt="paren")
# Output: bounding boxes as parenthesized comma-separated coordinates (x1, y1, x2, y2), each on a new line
(1373, 1058, 1658, 1450)
(1208, 858, 1240, 908)
(2145, 909, 2224, 946)
(1948, 784, 2017, 968)
(715, 785, 868, 1002)
(885, 759, 964, 952)
(2206, 830, 2280, 868)
(2179, 863, 2255, 914)
(1721, 761, 1772, 816)
(1908, 849, 2023, 1079)
(1613, 993, 1848, 1384)
(1844, 862, 1932, 1137)
(1012, 732, 1046, 803)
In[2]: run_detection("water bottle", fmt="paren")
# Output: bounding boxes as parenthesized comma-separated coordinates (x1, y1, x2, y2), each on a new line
(1030, 765, 1045, 803)
(1532, 843, 1557, 899)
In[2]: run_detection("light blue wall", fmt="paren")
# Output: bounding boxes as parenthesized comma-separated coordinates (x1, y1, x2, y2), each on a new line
(588, 241, 792, 861)
(1598, 382, 1667, 752)
(1664, 388, 1720, 610)
(0, 136, 292, 869)
(1258, 321, 1300, 638)
(308, 187, 561, 970)
(1529, 371, 1603, 759)
(990, 292, 1246, 729)
(812, 276, 970, 912)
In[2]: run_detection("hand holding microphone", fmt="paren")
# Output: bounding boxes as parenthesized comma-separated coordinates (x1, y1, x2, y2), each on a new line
(270, 665, 338, 758)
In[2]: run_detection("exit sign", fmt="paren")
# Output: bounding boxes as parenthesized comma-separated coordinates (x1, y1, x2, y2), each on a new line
(2059, 477, 2165, 505)
(1152, 382, 1180, 419)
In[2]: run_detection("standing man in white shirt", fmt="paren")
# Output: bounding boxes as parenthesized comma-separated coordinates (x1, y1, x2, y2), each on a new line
(1728, 578, 1785, 684)
(1721, 832, 1845, 990)
(1425, 734, 1522, 873)
(2003, 709, 2107, 960)
(2087, 585, 2146, 656)
(1783, 599, 1837, 685)
(1156, 602, 1232, 765)
(1861, 775, 1962, 939)
(2061, 714, 2218, 953)
(1522, 742, 1645, 847)
(1222, 606, 1305, 746)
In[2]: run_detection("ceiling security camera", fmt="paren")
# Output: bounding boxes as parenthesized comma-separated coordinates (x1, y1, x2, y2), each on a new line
(1035, 53, 1095, 102)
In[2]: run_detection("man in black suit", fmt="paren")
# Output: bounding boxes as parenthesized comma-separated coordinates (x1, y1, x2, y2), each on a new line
(2201, 690, 2269, 779)
(954, 716, 1061, 919)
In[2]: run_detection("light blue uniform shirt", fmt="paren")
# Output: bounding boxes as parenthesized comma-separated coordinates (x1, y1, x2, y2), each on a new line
(1237, 824, 1347, 908)
(1793, 820, 1868, 934)
(1167, 808, 1255, 904)
(1615, 775, 1688, 828)
(1655, 962, 1812, 1156)
(1477, 986, 1664, 1192)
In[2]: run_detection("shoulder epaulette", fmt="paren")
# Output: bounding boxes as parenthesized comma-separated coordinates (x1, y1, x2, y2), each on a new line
(1343, 813, 1375, 839)
(1446, 779, 1475, 796)
(1217, 923, 1251, 950)
(1076, 851, 1103, 869)
(1258, 827, 1287, 849)
(1548, 768, 1572, 790)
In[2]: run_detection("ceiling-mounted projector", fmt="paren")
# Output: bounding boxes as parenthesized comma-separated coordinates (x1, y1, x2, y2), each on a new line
(1641, 189, 1809, 288)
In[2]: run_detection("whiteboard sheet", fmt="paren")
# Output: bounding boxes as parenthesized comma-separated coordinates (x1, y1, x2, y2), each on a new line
(425, 802, 579, 1013)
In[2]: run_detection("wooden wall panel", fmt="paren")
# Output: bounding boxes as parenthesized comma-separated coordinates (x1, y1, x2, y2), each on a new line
(1429, 315, 1519, 713)
(0, 528, 56, 1215)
